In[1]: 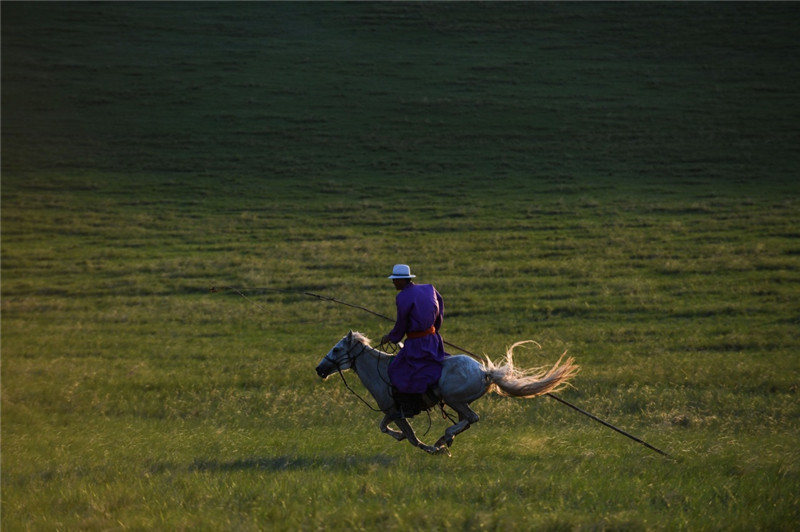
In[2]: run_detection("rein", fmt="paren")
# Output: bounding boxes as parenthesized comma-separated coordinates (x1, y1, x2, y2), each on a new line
(328, 341, 384, 413)
(336, 368, 383, 413)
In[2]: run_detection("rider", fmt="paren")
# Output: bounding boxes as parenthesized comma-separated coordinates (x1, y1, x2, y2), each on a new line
(381, 264, 449, 417)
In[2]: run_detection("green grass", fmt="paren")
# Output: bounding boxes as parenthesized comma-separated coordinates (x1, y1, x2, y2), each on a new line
(2, 2, 800, 531)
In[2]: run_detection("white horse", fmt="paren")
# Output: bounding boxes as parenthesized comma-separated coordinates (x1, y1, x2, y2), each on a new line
(315, 331, 579, 455)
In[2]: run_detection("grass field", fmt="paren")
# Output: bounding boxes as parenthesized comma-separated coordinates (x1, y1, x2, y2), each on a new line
(2, 2, 799, 530)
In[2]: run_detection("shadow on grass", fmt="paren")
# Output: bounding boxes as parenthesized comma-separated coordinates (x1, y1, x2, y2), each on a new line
(189, 454, 397, 472)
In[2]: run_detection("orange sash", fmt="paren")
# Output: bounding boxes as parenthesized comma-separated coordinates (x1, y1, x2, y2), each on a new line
(405, 326, 436, 339)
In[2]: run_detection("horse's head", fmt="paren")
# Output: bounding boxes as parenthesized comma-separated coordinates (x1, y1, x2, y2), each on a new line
(316, 330, 367, 379)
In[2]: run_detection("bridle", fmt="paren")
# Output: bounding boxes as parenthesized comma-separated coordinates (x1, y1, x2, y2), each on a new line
(322, 339, 368, 374)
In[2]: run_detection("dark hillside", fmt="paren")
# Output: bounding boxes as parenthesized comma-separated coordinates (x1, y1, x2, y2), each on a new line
(3, 2, 798, 189)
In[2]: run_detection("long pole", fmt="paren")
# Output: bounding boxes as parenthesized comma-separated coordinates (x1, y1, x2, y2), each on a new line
(212, 286, 673, 459)
(544, 392, 672, 458)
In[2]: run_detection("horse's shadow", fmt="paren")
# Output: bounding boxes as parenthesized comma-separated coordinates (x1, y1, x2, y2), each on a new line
(189, 454, 396, 473)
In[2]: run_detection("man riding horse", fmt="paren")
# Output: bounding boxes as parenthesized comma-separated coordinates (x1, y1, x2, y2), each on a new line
(381, 264, 450, 418)
(316, 267, 579, 454)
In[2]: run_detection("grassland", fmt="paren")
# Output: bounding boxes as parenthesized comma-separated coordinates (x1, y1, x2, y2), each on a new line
(2, 2, 799, 530)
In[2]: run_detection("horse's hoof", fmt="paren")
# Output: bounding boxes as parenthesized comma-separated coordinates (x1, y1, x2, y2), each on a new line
(436, 445, 452, 457)
(435, 435, 454, 448)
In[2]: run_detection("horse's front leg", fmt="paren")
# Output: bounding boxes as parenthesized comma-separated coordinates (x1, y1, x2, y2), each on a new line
(392, 417, 441, 454)
(379, 414, 406, 442)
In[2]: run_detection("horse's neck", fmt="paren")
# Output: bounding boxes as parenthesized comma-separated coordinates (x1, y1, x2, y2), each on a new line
(352, 344, 393, 410)
(352, 344, 390, 383)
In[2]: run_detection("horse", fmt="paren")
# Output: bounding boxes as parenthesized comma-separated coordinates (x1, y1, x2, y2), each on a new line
(315, 331, 579, 455)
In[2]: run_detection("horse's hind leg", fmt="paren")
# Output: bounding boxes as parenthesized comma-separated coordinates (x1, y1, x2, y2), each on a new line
(435, 403, 479, 450)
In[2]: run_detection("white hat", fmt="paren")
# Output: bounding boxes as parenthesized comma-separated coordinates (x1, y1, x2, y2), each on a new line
(388, 264, 416, 279)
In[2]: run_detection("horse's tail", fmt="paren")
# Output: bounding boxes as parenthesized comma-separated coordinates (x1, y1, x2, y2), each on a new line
(485, 341, 579, 398)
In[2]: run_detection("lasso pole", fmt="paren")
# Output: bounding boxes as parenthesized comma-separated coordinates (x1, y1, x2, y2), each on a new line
(211, 286, 673, 459)
(544, 392, 672, 458)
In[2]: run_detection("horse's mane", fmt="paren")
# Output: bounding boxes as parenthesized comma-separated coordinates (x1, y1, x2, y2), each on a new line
(350, 331, 372, 346)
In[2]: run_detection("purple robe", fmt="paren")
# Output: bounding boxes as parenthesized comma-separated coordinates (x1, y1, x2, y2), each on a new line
(386, 282, 449, 394)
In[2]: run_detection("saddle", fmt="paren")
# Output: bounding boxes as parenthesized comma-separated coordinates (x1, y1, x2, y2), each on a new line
(392, 385, 441, 419)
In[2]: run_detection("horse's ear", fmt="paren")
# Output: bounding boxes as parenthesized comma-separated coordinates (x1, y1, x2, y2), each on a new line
(347, 330, 353, 339)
